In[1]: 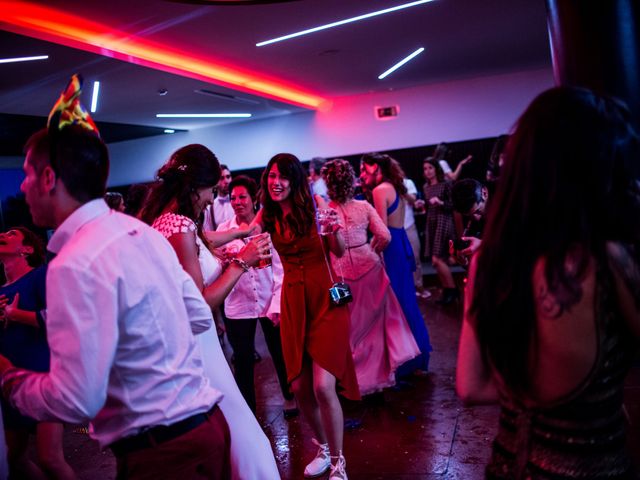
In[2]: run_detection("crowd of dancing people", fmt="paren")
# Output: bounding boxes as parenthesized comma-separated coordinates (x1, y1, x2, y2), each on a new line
(0, 74, 639, 480)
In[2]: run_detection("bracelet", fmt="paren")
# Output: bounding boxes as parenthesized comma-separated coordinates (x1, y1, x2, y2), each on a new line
(231, 257, 250, 272)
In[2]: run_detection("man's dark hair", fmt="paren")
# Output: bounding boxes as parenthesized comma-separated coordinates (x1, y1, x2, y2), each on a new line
(104, 191, 124, 210)
(24, 126, 109, 203)
(125, 183, 150, 217)
(220, 164, 230, 173)
(452, 179, 484, 214)
(309, 157, 326, 175)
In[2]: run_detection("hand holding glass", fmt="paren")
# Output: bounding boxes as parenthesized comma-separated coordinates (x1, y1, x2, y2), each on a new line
(316, 209, 340, 236)
(241, 233, 272, 269)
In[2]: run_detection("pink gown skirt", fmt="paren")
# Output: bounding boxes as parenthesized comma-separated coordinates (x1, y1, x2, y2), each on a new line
(348, 262, 420, 395)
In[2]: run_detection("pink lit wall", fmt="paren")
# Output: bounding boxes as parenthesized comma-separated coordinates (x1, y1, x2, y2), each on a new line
(107, 67, 553, 186)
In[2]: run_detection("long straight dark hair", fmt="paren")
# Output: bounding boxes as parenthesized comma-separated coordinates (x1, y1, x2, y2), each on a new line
(260, 153, 315, 237)
(423, 157, 446, 185)
(471, 86, 640, 395)
(361, 152, 407, 195)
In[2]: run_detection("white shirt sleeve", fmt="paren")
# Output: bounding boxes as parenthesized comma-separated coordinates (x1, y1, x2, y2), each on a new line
(181, 270, 214, 335)
(265, 249, 284, 321)
(404, 178, 417, 196)
(7, 264, 118, 423)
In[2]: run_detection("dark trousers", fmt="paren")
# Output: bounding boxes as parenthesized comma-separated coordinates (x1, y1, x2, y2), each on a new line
(114, 406, 231, 480)
(224, 317, 293, 412)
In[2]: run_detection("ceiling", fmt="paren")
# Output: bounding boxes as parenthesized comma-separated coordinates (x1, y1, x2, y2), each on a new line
(0, 0, 551, 155)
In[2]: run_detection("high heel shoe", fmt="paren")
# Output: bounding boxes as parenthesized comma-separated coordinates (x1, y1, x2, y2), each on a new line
(436, 288, 459, 305)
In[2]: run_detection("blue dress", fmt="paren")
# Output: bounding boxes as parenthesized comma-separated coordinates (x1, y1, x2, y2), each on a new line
(383, 193, 432, 375)
(0, 265, 49, 429)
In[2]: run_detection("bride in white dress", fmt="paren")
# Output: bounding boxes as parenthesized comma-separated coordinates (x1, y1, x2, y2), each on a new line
(140, 144, 278, 480)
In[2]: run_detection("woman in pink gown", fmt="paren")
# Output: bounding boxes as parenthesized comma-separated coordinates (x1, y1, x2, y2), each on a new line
(322, 159, 420, 395)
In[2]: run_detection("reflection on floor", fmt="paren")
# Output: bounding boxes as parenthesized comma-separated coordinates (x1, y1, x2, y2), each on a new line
(57, 286, 640, 479)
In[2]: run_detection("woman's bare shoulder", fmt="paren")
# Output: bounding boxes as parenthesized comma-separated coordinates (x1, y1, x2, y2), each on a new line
(373, 182, 395, 197)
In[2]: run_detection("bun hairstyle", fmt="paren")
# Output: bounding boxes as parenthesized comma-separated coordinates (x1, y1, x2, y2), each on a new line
(139, 144, 221, 228)
(322, 158, 356, 204)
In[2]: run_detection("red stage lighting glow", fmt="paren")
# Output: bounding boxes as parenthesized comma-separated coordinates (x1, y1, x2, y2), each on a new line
(0, 1, 326, 109)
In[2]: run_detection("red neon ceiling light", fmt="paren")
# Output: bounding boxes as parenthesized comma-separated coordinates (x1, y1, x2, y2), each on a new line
(0, 1, 326, 109)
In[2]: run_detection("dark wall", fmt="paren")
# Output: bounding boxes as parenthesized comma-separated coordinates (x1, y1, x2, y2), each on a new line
(233, 136, 499, 191)
(1, 136, 501, 232)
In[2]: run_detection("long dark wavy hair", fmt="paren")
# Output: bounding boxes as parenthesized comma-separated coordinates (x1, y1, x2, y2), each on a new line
(471, 86, 640, 396)
(322, 159, 355, 204)
(361, 152, 407, 196)
(139, 144, 221, 241)
(260, 153, 315, 237)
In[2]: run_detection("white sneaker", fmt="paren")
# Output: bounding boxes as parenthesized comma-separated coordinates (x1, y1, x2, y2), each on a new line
(303, 438, 330, 477)
(329, 454, 347, 480)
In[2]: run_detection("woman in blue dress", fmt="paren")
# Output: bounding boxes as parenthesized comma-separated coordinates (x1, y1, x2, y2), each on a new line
(0, 227, 75, 479)
(359, 153, 432, 376)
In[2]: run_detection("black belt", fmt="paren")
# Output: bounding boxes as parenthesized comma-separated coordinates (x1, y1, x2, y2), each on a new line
(109, 405, 218, 456)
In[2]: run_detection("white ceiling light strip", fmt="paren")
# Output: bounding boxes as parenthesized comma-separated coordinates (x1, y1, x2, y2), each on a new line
(90, 81, 100, 113)
(156, 113, 252, 118)
(378, 47, 425, 79)
(0, 55, 49, 64)
(256, 0, 435, 47)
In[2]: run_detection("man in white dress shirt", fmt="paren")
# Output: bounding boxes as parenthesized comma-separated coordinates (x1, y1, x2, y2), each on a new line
(403, 177, 430, 298)
(0, 77, 231, 479)
(203, 164, 234, 231)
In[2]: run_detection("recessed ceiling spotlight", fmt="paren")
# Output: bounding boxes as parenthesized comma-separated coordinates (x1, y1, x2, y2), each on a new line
(378, 47, 425, 80)
(90, 81, 100, 113)
(156, 113, 252, 118)
(318, 49, 340, 57)
(256, 0, 435, 47)
(0, 54, 49, 64)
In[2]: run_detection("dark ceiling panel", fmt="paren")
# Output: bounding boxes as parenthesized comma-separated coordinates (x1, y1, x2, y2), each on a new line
(0, 113, 183, 156)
